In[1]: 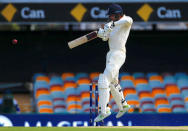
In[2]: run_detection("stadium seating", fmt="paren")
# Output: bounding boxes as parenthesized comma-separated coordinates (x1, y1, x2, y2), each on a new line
(61, 72, 75, 81)
(120, 80, 136, 96)
(78, 84, 92, 113)
(146, 72, 159, 79)
(32, 72, 188, 114)
(157, 104, 171, 113)
(89, 72, 100, 83)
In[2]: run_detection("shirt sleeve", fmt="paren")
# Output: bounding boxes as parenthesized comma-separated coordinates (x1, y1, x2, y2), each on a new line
(114, 16, 133, 26)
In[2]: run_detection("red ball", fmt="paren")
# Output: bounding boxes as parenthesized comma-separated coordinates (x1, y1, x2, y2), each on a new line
(12, 39, 18, 44)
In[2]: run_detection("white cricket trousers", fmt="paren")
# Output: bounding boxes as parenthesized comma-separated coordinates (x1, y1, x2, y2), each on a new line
(104, 50, 126, 84)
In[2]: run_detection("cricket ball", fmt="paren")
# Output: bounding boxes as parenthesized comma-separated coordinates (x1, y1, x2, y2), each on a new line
(12, 39, 18, 44)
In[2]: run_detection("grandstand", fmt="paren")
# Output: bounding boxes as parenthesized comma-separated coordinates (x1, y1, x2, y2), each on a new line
(0, 0, 188, 127)
(33, 72, 188, 114)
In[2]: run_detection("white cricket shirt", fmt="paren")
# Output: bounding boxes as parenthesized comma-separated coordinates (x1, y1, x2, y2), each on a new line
(108, 15, 133, 52)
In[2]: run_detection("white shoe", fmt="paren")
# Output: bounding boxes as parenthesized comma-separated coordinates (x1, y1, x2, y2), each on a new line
(116, 104, 130, 118)
(94, 107, 111, 122)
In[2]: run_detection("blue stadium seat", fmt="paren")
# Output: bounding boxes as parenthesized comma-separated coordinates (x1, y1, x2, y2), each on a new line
(51, 91, 65, 100)
(49, 76, 63, 86)
(168, 94, 183, 102)
(149, 81, 164, 89)
(141, 104, 156, 112)
(82, 104, 90, 113)
(53, 100, 66, 113)
(34, 81, 49, 91)
(77, 84, 90, 95)
(156, 104, 171, 113)
(170, 99, 185, 113)
(185, 102, 188, 110)
(64, 87, 77, 99)
(154, 94, 167, 100)
(133, 72, 145, 79)
(119, 72, 130, 80)
(92, 77, 99, 83)
(181, 90, 188, 99)
(163, 76, 176, 85)
(125, 94, 139, 101)
(38, 105, 53, 110)
(64, 77, 76, 82)
(172, 107, 186, 113)
(33, 73, 46, 81)
(75, 72, 89, 81)
(136, 84, 152, 93)
(140, 97, 154, 108)
(177, 78, 188, 92)
(120, 80, 135, 91)
(146, 72, 159, 79)
(54, 108, 67, 113)
(174, 72, 188, 80)
(170, 100, 185, 106)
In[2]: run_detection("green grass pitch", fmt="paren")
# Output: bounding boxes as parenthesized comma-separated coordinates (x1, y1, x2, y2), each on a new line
(0, 127, 188, 131)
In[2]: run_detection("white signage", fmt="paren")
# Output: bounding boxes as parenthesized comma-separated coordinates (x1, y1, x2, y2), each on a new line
(90, 7, 108, 19)
(0, 115, 13, 127)
(21, 7, 45, 19)
(24, 120, 125, 127)
(157, 7, 181, 19)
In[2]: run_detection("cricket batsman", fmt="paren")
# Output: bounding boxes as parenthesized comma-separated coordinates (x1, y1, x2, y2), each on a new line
(94, 3, 133, 122)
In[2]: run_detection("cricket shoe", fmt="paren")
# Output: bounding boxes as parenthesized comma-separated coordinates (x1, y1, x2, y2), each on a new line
(94, 107, 111, 122)
(116, 104, 130, 118)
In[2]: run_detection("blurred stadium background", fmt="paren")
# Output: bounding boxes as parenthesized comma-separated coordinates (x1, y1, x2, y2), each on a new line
(0, 0, 188, 128)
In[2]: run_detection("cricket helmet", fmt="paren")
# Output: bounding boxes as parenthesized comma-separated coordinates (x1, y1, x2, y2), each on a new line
(107, 4, 123, 16)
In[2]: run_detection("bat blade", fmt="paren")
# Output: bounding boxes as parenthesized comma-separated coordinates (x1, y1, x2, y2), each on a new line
(68, 31, 97, 49)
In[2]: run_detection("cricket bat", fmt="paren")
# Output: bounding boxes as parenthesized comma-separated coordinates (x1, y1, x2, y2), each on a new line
(68, 31, 98, 49)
